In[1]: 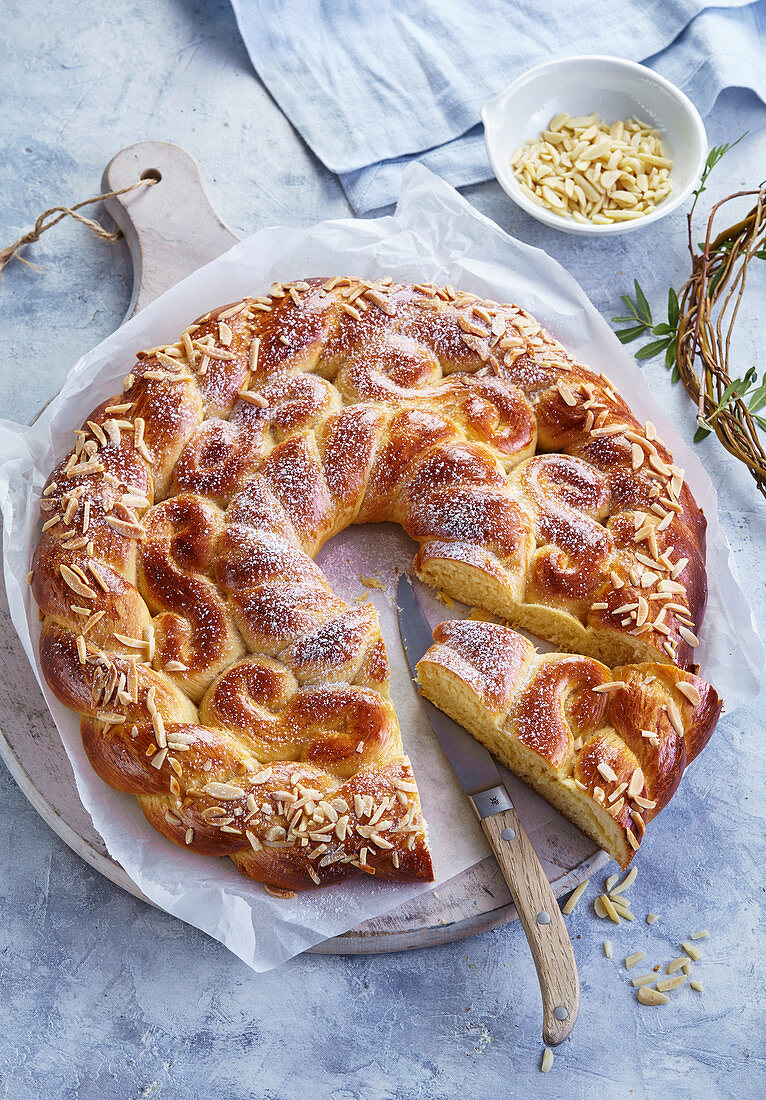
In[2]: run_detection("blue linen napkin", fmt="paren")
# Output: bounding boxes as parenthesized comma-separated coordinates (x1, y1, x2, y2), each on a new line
(231, 0, 766, 211)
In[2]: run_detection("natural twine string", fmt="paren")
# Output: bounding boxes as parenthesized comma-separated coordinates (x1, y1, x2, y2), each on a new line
(0, 176, 157, 282)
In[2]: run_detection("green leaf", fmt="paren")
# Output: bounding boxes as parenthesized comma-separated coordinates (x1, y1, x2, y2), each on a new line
(703, 238, 734, 256)
(633, 280, 652, 324)
(635, 338, 673, 360)
(717, 379, 743, 407)
(611, 314, 642, 325)
(665, 341, 676, 371)
(668, 287, 679, 328)
(671, 363, 680, 383)
(615, 325, 648, 344)
(748, 388, 766, 414)
(708, 267, 725, 298)
(707, 377, 747, 420)
(753, 414, 766, 433)
(620, 294, 642, 320)
(694, 424, 712, 443)
(653, 323, 673, 336)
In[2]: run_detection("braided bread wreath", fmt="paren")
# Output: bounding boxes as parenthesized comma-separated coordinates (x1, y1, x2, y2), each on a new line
(30, 275, 722, 893)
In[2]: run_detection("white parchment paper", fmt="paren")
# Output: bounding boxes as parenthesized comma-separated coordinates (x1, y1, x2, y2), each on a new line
(0, 165, 761, 971)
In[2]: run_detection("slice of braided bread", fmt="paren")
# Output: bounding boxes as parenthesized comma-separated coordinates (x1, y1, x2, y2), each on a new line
(417, 620, 721, 868)
(30, 276, 713, 890)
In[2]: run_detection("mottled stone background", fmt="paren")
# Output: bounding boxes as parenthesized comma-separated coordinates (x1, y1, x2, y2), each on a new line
(1, 2, 764, 1097)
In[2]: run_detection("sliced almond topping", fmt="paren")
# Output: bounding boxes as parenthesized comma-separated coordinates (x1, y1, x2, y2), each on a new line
(597, 762, 618, 783)
(150, 747, 168, 770)
(113, 633, 148, 650)
(608, 782, 628, 804)
(202, 782, 245, 800)
(593, 681, 622, 694)
(634, 794, 657, 810)
(627, 768, 644, 799)
(59, 564, 97, 600)
(239, 390, 269, 407)
(677, 681, 701, 707)
(249, 336, 261, 371)
(636, 595, 649, 626)
(671, 557, 688, 580)
(666, 699, 684, 737)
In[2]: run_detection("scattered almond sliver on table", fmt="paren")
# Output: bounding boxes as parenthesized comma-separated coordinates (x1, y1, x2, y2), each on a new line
(510, 113, 673, 224)
(561, 869, 711, 1007)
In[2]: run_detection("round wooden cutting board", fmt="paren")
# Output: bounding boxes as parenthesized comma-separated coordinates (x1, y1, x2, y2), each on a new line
(0, 142, 608, 954)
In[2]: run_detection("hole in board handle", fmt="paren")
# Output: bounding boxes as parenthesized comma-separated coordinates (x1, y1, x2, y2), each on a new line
(140, 168, 162, 183)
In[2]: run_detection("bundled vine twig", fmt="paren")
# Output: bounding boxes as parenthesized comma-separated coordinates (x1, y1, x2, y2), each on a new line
(613, 138, 766, 499)
(675, 186, 766, 495)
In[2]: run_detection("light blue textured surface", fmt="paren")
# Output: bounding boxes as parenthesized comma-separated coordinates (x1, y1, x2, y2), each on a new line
(1, 2, 765, 1096)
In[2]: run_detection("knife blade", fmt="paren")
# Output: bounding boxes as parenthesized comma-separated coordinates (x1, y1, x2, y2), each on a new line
(397, 574, 580, 1046)
(397, 569, 511, 811)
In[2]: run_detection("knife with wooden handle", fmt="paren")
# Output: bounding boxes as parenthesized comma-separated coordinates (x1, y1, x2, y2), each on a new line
(397, 575, 579, 1045)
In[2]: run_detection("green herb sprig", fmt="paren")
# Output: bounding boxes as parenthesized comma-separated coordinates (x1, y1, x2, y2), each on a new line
(613, 282, 679, 373)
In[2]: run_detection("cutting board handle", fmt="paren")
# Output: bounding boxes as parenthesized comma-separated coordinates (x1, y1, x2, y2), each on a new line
(101, 141, 239, 320)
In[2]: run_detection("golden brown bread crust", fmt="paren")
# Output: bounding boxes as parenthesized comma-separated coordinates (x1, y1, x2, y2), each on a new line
(417, 620, 721, 868)
(30, 276, 711, 887)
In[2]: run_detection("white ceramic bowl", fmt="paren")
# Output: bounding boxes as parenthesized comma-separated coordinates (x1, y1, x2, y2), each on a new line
(481, 55, 707, 236)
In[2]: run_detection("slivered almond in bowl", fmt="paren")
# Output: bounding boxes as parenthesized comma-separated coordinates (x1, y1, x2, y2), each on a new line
(510, 113, 673, 225)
